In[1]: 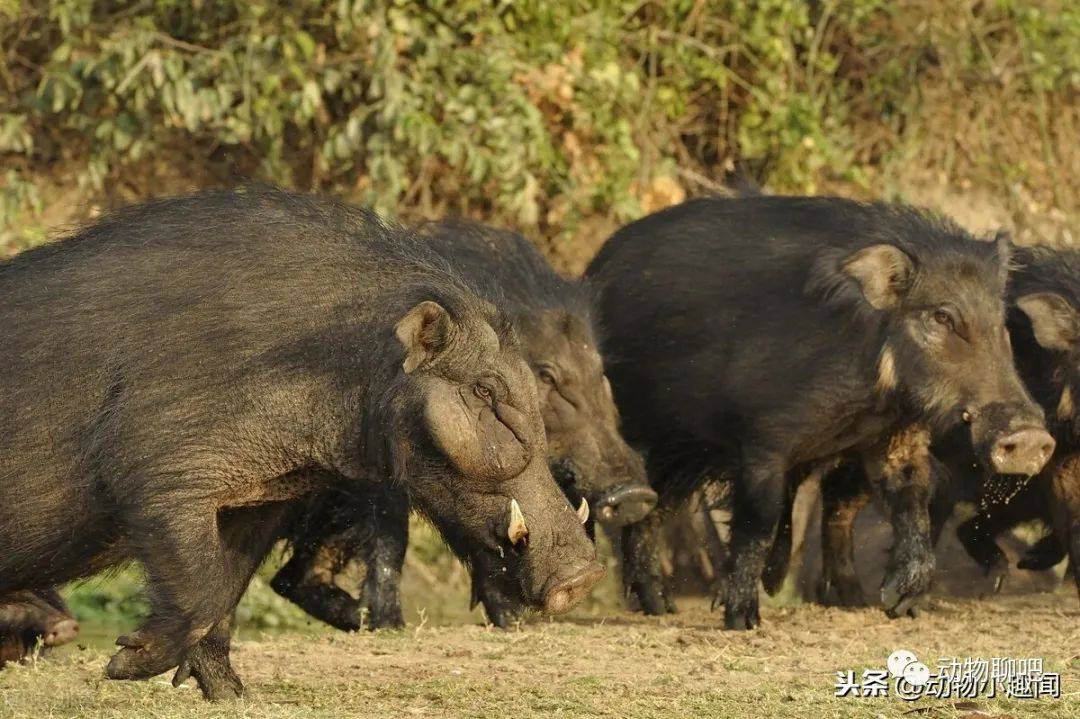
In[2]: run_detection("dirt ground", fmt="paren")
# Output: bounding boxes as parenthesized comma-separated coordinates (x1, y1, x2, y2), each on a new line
(2, 587, 1077, 719)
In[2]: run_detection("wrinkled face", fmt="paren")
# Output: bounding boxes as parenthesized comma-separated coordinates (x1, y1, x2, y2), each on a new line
(394, 301, 603, 613)
(842, 239, 1054, 475)
(1014, 291, 1080, 434)
(520, 310, 655, 527)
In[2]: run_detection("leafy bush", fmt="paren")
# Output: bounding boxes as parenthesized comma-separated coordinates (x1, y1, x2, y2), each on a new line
(1, 0, 1075, 258)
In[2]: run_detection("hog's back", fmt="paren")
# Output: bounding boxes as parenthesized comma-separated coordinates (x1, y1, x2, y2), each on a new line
(0, 189, 418, 586)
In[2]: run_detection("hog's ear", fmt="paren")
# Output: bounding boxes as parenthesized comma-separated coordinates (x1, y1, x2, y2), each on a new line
(1016, 293, 1079, 352)
(395, 301, 456, 373)
(841, 244, 915, 310)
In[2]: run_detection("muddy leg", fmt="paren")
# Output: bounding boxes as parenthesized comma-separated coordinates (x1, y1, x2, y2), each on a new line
(359, 485, 409, 630)
(723, 458, 788, 630)
(818, 462, 871, 607)
(622, 509, 676, 615)
(864, 426, 936, 618)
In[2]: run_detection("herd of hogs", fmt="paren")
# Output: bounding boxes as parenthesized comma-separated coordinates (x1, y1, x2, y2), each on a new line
(0, 187, 1076, 701)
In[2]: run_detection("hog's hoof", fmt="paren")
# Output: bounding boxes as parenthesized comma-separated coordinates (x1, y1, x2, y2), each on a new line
(881, 551, 934, 619)
(364, 604, 405, 631)
(880, 576, 924, 619)
(723, 598, 760, 631)
(817, 576, 868, 608)
(173, 652, 244, 701)
(311, 596, 362, 633)
(470, 574, 528, 628)
(277, 583, 363, 632)
(106, 635, 180, 681)
(482, 603, 523, 629)
(1017, 534, 1066, 571)
(627, 580, 677, 616)
(480, 592, 527, 629)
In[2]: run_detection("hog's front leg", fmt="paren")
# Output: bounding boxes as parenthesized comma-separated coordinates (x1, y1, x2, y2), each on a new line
(359, 485, 409, 630)
(106, 498, 287, 699)
(621, 509, 676, 615)
(864, 425, 935, 618)
(171, 616, 242, 701)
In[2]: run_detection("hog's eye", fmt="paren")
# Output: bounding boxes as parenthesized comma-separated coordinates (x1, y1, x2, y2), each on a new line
(473, 383, 494, 403)
(538, 368, 557, 386)
(933, 308, 955, 332)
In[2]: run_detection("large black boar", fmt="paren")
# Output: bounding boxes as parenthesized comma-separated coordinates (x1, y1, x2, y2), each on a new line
(271, 221, 654, 629)
(0, 189, 602, 699)
(587, 196, 1054, 629)
(821, 244, 1080, 603)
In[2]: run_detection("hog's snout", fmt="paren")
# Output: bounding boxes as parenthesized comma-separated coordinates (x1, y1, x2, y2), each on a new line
(990, 426, 1055, 476)
(542, 561, 605, 614)
(594, 484, 658, 526)
(44, 617, 80, 646)
(969, 401, 1055, 477)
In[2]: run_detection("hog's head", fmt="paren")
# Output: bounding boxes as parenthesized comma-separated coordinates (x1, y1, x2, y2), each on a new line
(820, 219, 1055, 476)
(388, 298, 603, 614)
(1010, 247, 1080, 442)
(518, 309, 656, 527)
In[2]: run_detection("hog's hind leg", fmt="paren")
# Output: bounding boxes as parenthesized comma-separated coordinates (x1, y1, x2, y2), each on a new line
(817, 462, 871, 607)
(723, 456, 790, 630)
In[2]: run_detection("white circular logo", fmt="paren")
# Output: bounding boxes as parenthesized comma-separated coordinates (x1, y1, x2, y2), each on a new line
(887, 649, 918, 678)
(902, 661, 931, 687)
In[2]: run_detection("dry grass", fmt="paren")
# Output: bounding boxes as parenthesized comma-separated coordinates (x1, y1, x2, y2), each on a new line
(2, 589, 1077, 719)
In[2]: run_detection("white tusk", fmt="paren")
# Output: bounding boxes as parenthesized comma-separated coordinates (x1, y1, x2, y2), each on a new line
(508, 498, 529, 545)
(576, 498, 590, 524)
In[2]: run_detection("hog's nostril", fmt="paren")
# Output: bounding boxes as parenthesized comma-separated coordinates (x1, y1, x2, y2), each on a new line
(542, 562, 605, 614)
(989, 428, 1055, 475)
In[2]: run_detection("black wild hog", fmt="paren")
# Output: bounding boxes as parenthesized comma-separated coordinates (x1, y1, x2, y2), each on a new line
(0, 589, 79, 667)
(272, 221, 654, 629)
(0, 188, 602, 700)
(586, 196, 1054, 629)
(892, 245, 1078, 600)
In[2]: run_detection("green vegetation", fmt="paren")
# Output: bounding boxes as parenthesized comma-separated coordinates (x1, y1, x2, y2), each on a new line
(1, 1, 1076, 257)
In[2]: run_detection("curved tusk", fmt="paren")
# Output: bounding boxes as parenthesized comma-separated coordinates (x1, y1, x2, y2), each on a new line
(508, 498, 529, 546)
(576, 498, 590, 524)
